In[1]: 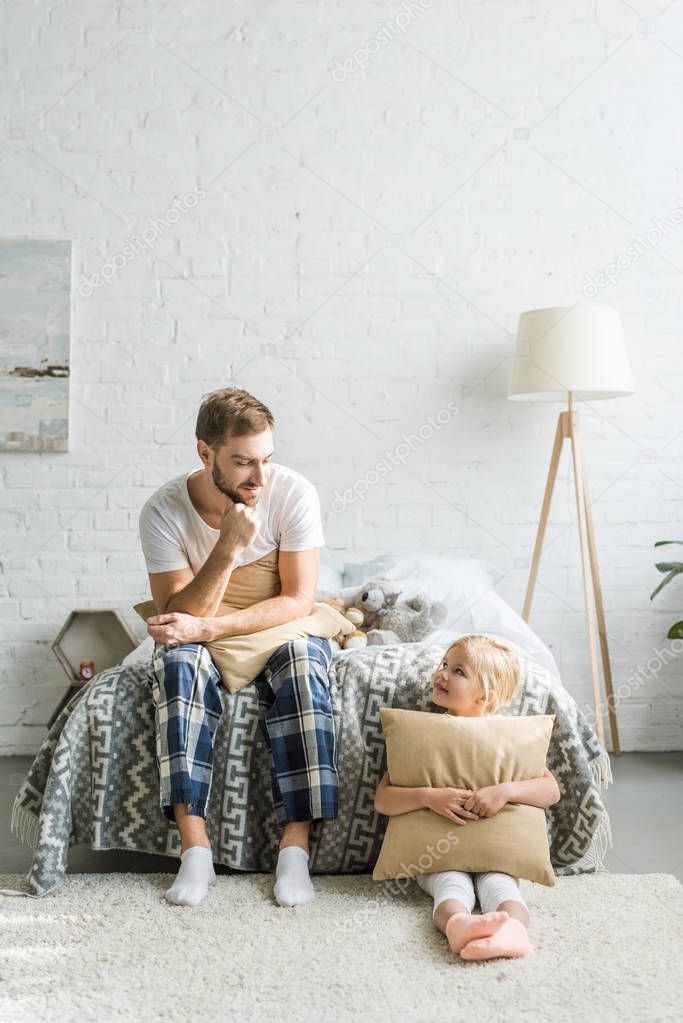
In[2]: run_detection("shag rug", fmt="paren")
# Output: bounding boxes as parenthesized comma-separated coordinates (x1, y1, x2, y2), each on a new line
(1, 872, 681, 1022)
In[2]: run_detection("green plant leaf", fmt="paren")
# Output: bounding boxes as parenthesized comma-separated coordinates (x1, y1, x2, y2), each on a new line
(667, 620, 683, 640)
(650, 569, 682, 600)
(655, 562, 683, 573)
(654, 540, 683, 547)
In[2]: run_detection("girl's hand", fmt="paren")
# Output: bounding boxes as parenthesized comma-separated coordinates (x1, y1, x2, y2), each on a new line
(463, 783, 511, 818)
(425, 787, 481, 826)
(146, 612, 209, 647)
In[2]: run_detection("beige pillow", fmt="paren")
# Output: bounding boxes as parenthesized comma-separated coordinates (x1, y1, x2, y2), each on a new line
(133, 599, 354, 694)
(372, 708, 556, 887)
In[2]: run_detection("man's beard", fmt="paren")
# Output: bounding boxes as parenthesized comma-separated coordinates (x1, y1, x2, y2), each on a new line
(211, 462, 259, 506)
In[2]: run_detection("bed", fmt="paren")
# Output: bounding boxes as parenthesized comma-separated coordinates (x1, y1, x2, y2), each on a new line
(2, 554, 612, 898)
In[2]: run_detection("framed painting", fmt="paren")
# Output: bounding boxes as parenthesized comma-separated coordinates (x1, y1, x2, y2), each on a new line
(0, 238, 71, 452)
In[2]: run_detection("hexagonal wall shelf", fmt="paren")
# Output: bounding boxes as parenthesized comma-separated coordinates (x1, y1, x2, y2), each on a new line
(49, 609, 138, 728)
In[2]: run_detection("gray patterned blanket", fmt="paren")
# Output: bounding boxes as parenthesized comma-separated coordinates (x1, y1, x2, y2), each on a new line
(3, 642, 612, 899)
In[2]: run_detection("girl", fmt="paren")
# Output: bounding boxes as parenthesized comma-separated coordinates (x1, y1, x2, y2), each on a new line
(374, 634, 560, 961)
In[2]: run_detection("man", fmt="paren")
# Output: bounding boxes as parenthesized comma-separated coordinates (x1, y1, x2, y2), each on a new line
(138, 386, 337, 908)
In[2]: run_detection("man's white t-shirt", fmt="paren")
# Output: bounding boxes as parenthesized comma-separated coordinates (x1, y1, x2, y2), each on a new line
(138, 462, 325, 576)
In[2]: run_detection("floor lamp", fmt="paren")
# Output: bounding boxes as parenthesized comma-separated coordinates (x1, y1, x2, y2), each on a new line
(508, 306, 634, 755)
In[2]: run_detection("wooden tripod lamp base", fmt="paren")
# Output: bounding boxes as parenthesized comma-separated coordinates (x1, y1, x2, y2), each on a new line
(521, 396, 620, 754)
(508, 305, 634, 755)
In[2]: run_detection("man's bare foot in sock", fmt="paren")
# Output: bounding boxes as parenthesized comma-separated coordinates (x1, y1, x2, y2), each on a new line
(275, 822, 314, 908)
(445, 911, 510, 954)
(459, 917, 534, 960)
(165, 845, 216, 907)
(274, 845, 315, 907)
(166, 804, 216, 907)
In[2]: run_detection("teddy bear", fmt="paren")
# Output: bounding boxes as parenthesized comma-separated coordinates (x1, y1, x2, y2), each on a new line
(318, 596, 368, 653)
(350, 577, 447, 645)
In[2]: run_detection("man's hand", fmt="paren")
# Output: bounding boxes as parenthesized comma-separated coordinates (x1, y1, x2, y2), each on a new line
(463, 783, 511, 818)
(219, 501, 260, 553)
(146, 612, 211, 647)
(424, 787, 480, 826)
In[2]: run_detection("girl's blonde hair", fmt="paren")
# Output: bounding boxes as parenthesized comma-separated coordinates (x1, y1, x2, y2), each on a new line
(444, 634, 520, 712)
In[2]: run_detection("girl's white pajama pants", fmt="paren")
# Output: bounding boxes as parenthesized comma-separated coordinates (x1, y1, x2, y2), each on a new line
(416, 870, 527, 918)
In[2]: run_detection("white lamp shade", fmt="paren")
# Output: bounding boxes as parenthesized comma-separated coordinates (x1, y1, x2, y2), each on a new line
(508, 305, 634, 402)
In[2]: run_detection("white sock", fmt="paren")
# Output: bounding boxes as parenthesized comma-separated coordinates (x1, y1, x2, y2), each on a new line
(274, 845, 315, 907)
(415, 873, 438, 897)
(165, 846, 217, 907)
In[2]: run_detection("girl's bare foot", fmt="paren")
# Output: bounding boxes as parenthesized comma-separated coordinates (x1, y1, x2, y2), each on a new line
(459, 917, 534, 960)
(445, 911, 509, 954)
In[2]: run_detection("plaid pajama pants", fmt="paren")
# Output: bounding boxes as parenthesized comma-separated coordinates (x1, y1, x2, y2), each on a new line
(149, 636, 338, 828)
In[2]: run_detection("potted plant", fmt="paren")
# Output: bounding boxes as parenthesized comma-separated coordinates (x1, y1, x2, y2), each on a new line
(650, 540, 683, 639)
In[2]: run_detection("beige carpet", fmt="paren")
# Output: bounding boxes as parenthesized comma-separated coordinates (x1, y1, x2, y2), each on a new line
(1, 871, 681, 1022)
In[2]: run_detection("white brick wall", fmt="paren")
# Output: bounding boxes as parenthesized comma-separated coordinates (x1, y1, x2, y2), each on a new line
(1, 1, 682, 753)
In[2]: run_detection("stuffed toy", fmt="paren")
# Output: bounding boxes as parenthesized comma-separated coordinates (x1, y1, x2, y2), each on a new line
(318, 597, 368, 652)
(351, 577, 447, 645)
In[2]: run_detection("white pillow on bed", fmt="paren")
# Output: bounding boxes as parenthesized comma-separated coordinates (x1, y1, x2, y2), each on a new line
(317, 562, 345, 596)
(339, 552, 559, 677)
(343, 552, 494, 594)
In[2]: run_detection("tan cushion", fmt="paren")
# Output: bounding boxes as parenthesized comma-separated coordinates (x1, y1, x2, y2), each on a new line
(372, 708, 556, 887)
(133, 599, 354, 694)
